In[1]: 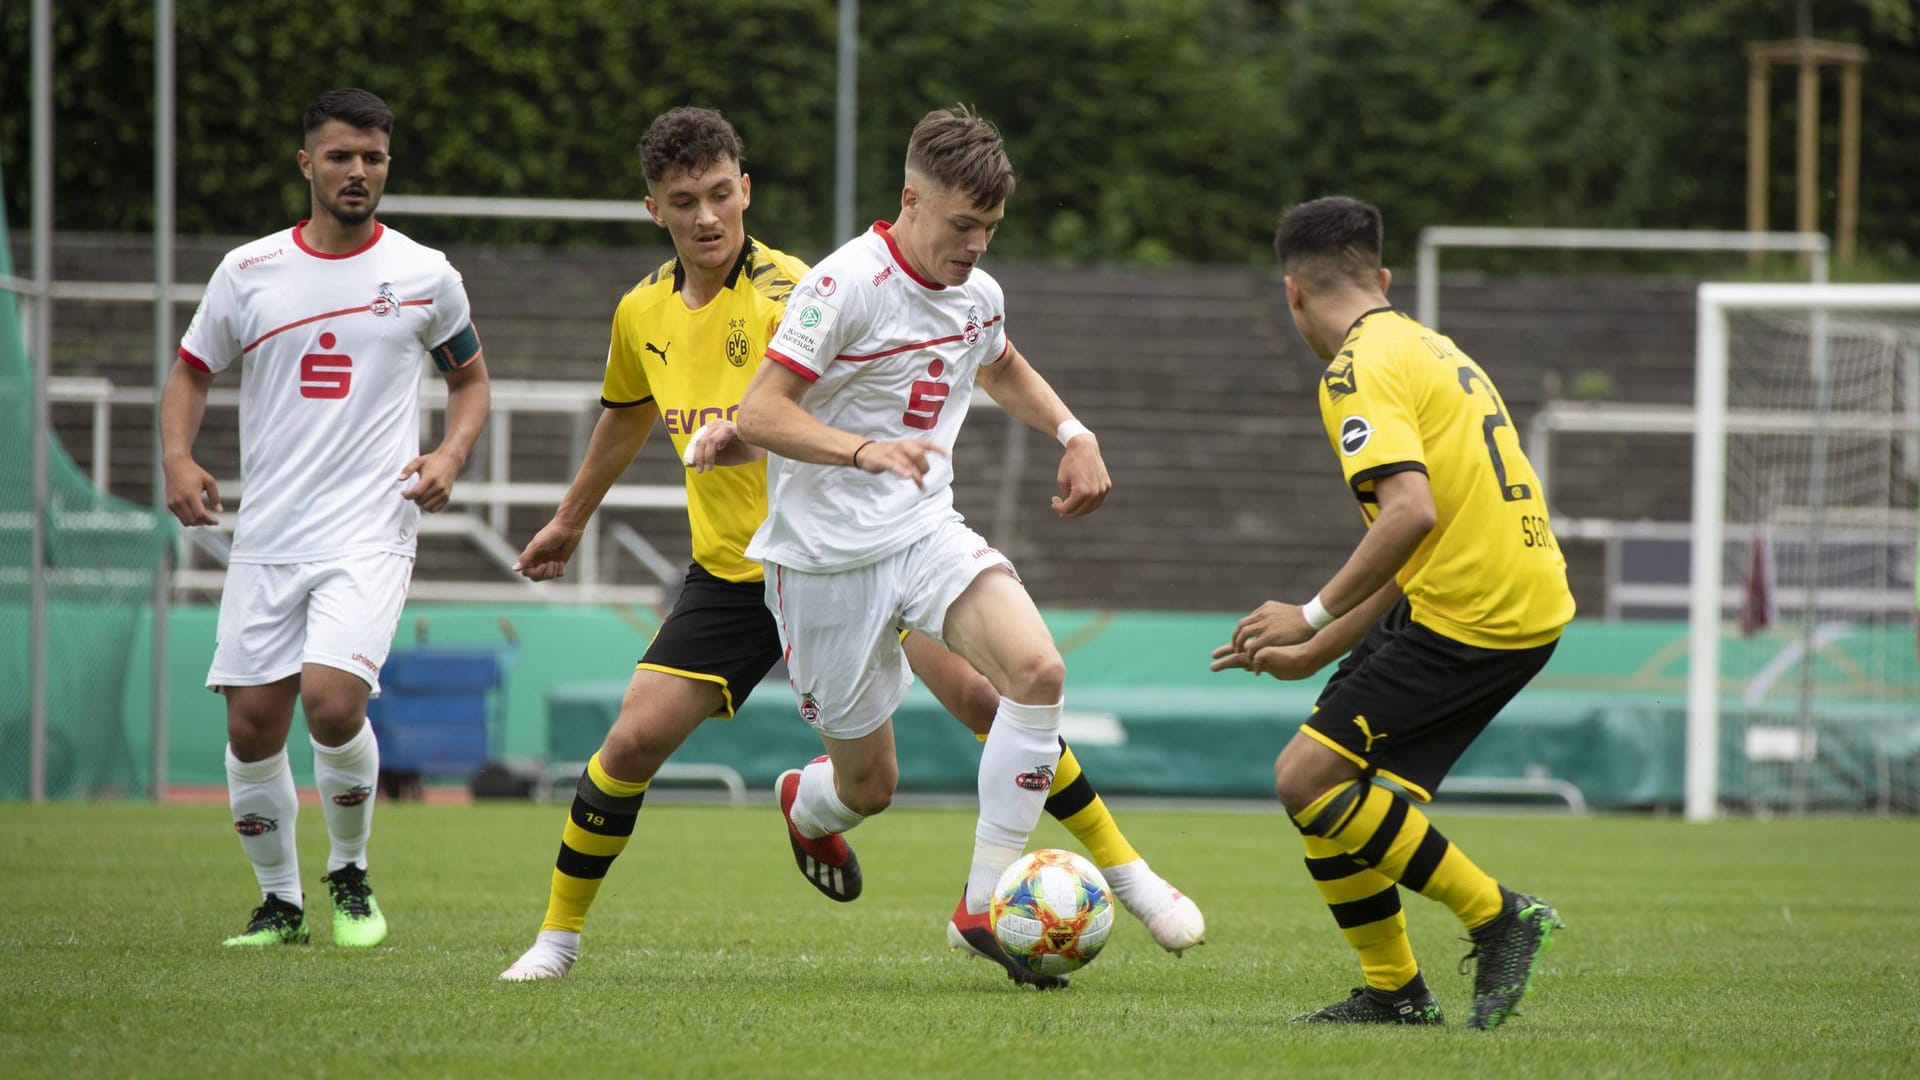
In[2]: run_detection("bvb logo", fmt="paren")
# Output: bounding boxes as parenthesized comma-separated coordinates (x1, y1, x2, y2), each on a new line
(726, 328, 751, 367)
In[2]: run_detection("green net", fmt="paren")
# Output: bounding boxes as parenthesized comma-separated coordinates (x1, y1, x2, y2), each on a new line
(1, 165, 175, 799)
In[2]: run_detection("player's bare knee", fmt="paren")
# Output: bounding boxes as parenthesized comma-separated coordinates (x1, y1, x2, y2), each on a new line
(839, 773, 896, 816)
(302, 693, 365, 746)
(1004, 650, 1066, 705)
(596, 726, 662, 784)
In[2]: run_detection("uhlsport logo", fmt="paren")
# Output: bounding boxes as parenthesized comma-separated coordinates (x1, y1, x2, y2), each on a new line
(234, 813, 278, 837)
(331, 784, 374, 808)
(798, 693, 821, 724)
(1015, 763, 1055, 791)
(815, 276, 837, 297)
(1339, 415, 1373, 456)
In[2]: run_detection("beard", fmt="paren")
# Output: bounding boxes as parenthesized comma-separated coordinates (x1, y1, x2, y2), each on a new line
(319, 188, 379, 226)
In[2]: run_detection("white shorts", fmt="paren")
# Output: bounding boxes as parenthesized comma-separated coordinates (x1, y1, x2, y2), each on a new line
(765, 519, 1014, 740)
(206, 552, 414, 694)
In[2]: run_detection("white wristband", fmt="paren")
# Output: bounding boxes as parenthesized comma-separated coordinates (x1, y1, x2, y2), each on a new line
(1301, 594, 1336, 631)
(1056, 418, 1093, 447)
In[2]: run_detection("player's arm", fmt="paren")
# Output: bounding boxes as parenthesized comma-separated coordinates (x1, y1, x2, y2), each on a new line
(160, 357, 221, 526)
(736, 359, 946, 489)
(514, 402, 660, 581)
(975, 341, 1110, 518)
(1212, 579, 1401, 679)
(1226, 469, 1435, 656)
(401, 350, 491, 514)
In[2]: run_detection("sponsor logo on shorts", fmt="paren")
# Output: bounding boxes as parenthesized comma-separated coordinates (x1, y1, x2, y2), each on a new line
(798, 693, 821, 724)
(1353, 714, 1388, 753)
(352, 652, 380, 673)
(234, 813, 278, 837)
(1014, 763, 1054, 792)
(331, 784, 374, 808)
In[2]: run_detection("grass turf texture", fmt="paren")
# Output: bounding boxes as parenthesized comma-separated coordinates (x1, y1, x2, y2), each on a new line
(1, 803, 1915, 1078)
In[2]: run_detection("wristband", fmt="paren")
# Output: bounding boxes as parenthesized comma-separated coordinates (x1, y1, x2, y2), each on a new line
(852, 440, 874, 468)
(1301, 594, 1336, 631)
(1056, 418, 1093, 447)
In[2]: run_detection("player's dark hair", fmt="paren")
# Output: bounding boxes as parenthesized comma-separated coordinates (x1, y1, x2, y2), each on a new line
(1274, 196, 1384, 291)
(303, 88, 393, 138)
(640, 107, 746, 184)
(906, 104, 1015, 211)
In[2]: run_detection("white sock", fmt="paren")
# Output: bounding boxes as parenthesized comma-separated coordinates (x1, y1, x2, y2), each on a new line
(226, 744, 302, 908)
(312, 720, 379, 873)
(789, 758, 865, 839)
(966, 698, 1062, 913)
(1100, 858, 1171, 918)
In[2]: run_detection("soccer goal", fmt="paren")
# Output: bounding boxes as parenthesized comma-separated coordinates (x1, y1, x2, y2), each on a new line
(1688, 283, 1920, 820)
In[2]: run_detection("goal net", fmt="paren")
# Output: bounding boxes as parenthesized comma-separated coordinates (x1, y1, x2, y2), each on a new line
(1688, 284, 1920, 819)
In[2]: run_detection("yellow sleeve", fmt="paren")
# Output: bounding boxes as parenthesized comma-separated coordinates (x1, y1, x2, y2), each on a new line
(1320, 344, 1426, 496)
(599, 299, 652, 408)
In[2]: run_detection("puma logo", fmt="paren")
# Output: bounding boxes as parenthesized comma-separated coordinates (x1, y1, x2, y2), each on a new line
(645, 340, 670, 364)
(1353, 715, 1388, 754)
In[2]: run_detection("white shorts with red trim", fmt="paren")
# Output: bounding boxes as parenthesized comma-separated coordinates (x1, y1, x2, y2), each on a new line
(206, 552, 414, 694)
(764, 519, 1014, 740)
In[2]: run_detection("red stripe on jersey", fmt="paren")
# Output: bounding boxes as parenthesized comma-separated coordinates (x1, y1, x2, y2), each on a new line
(765, 348, 820, 382)
(835, 316, 1003, 363)
(291, 221, 385, 260)
(240, 298, 436, 355)
(873, 221, 944, 291)
(178, 347, 210, 372)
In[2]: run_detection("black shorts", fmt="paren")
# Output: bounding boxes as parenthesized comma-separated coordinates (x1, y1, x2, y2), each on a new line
(1303, 597, 1557, 802)
(637, 563, 782, 718)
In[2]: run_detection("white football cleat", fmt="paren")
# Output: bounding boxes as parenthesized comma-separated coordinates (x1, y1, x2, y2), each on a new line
(1103, 860, 1206, 955)
(498, 929, 579, 981)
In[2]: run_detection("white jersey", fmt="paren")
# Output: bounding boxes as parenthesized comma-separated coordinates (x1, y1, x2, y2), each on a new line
(747, 222, 1009, 571)
(179, 221, 478, 564)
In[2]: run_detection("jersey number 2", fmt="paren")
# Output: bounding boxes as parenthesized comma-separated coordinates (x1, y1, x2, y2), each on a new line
(1457, 366, 1531, 502)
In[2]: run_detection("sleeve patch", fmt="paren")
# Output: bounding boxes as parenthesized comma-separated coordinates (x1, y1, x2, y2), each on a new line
(430, 322, 482, 372)
(768, 296, 840, 369)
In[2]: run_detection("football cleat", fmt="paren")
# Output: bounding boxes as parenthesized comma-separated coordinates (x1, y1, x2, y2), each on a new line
(222, 893, 310, 947)
(946, 889, 1070, 991)
(776, 761, 862, 902)
(1461, 887, 1563, 1031)
(322, 864, 389, 948)
(499, 930, 580, 982)
(1113, 873, 1206, 955)
(1291, 984, 1445, 1025)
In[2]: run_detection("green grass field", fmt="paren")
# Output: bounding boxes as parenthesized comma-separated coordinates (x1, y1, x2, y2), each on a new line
(1, 801, 1916, 1078)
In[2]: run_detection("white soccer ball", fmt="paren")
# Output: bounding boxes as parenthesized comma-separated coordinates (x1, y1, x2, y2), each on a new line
(989, 848, 1115, 976)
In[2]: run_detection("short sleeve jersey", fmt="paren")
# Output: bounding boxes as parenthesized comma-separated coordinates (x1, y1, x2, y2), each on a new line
(178, 222, 479, 564)
(1320, 308, 1574, 648)
(599, 237, 807, 583)
(745, 222, 1009, 572)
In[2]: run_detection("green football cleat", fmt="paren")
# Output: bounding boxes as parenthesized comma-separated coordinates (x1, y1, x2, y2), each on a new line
(1291, 984, 1445, 1025)
(223, 894, 310, 947)
(1462, 888, 1563, 1031)
(323, 865, 389, 948)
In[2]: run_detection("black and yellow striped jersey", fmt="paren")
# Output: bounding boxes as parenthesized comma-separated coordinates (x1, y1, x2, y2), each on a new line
(600, 236, 808, 583)
(1317, 307, 1574, 648)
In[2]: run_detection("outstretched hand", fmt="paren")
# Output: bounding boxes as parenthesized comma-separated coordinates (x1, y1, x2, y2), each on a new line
(1052, 435, 1111, 518)
(1224, 600, 1314, 658)
(1209, 640, 1327, 680)
(854, 438, 948, 490)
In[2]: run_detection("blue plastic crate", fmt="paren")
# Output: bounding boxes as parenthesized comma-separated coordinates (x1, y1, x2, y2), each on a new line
(367, 649, 500, 778)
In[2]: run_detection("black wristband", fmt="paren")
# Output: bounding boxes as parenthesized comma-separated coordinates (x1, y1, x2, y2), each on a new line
(852, 440, 874, 468)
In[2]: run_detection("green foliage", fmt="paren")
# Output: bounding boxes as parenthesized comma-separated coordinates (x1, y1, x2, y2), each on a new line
(2, 0, 1916, 266)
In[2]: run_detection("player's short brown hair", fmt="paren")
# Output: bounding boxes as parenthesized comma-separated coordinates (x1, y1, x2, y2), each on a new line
(906, 105, 1015, 210)
(1274, 196, 1384, 292)
(304, 88, 392, 139)
(640, 107, 745, 184)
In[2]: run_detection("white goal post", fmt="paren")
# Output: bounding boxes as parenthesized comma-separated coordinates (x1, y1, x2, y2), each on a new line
(1688, 283, 1920, 821)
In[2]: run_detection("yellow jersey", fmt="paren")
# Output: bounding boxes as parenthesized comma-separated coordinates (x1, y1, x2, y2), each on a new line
(1318, 308, 1574, 648)
(600, 237, 807, 583)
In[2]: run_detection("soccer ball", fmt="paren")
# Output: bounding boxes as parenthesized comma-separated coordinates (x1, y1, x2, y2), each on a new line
(989, 848, 1115, 976)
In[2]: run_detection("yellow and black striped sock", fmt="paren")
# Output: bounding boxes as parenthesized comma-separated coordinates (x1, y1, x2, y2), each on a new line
(1302, 834, 1420, 991)
(540, 752, 650, 934)
(1294, 779, 1504, 931)
(975, 734, 1140, 868)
